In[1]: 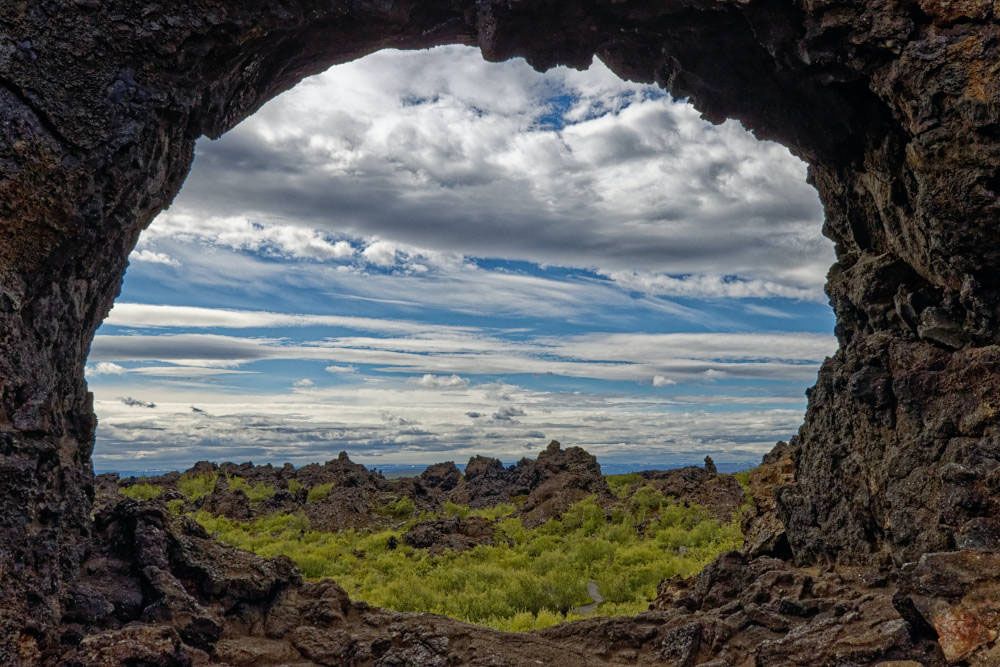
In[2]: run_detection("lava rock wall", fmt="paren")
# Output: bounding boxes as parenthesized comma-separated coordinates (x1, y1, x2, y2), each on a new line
(1, 0, 998, 657)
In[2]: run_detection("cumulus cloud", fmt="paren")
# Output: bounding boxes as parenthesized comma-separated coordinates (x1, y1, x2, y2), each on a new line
(361, 240, 400, 267)
(140, 45, 831, 301)
(293, 378, 315, 388)
(652, 375, 676, 387)
(144, 214, 354, 262)
(131, 249, 180, 266)
(90, 361, 127, 376)
(415, 374, 470, 389)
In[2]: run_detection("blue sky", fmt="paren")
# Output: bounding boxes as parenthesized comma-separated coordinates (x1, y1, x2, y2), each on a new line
(87, 46, 836, 474)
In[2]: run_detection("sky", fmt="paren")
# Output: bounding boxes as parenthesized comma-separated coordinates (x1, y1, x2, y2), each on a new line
(87, 45, 836, 475)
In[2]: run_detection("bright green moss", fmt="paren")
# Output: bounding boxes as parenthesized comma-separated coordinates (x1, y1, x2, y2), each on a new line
(119, 482, 163, 501)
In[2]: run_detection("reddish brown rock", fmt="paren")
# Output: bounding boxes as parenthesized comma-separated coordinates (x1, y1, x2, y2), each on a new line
(898, 550, 1000, 662)
(741, 440, 798, 559)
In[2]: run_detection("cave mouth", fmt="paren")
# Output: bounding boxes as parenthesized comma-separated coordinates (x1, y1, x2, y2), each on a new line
(85, 46, 839, 630)
(88, 45, 836, 479)
(2, 0, 997, 660)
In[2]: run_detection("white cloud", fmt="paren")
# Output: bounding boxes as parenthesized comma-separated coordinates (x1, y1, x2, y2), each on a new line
(604, 271, 825, 303)
(415, 374, 469, 389)
(145, 214, 354, 262)
(90, 361, 127, 376)
(130, 249, 180, 266)
(652, 375, 676, 387)
(105, 303, 476, 334)
(90, 380, 803, 470)
(361, 240, 399, 267)
(138, 45, 831, 301)
(324, 365, 357, 374)
(89, 324, 835, 385)
(293, 378, 315, 388)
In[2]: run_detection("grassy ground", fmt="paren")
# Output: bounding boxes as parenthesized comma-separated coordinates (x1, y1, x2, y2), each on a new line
(192, 481, 741, 631)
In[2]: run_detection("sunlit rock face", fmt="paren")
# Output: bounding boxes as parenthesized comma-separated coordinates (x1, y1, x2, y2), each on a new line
(1, 0, 999, 661)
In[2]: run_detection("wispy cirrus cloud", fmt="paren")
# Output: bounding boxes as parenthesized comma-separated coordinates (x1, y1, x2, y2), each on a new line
(90, 307, 834, 385)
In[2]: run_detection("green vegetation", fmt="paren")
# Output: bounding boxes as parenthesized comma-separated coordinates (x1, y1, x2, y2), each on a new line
(178, 471, 218, 501)
(226, 476, 276, 503)
(605, 473, 642, 499)
(287, 479, 304, 495)
(195, 485, 740, 632)
(442, 501, 517, 521)
(733, 469, 752, 492)
(120, 482, 163, 501)
(378, 496, 416, 519)
(306, 482, 335, 503)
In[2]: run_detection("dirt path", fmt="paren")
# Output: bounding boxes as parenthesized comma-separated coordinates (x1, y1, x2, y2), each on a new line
(570, 580, 605, 615)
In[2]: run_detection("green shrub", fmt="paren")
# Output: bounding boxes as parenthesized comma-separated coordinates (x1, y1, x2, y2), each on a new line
(178, 471, 218, 501)
(193, 491, 741, 633)
(442, 501, 469, 518)
(120, 483, 162, 501)
(380, 496, 415, 519)
(306, 482, 335, 503)
(287, 479, 304, 495)
(166, 498, 186, 515)
(226, 475, 276, 503)
(605, 473, 642, 498)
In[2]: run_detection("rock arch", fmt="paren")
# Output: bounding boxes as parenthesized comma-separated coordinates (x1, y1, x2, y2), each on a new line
(1, 0, 998, 660)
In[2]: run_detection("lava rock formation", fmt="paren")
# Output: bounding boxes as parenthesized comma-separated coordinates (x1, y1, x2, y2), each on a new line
(2, 0, 1000, 664)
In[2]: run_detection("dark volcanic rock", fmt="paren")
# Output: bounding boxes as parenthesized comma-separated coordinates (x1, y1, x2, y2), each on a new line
(56, 499, 620, 666)
(2, 0, 1000, 662)
(199, 478, 253, 521)
(450, 455, 516, 507)
(403, 516, 494, 554)
(636, 464, 745, 523)
(447, 440, 613, 524)
(517, 440, 614, 526)
(417, 461, 462, 494)
(741, 441, 798, 559)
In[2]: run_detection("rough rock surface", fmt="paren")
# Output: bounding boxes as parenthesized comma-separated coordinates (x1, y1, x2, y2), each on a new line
(403, 516, 495, 554)
(56, 500, 621, 667)
(741, 440, 798, 559)
(119, 441, 615, 530)
(635, 461, 745, 523)
(2, 0, 1000, 663)
(52, 495, 959, 666)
